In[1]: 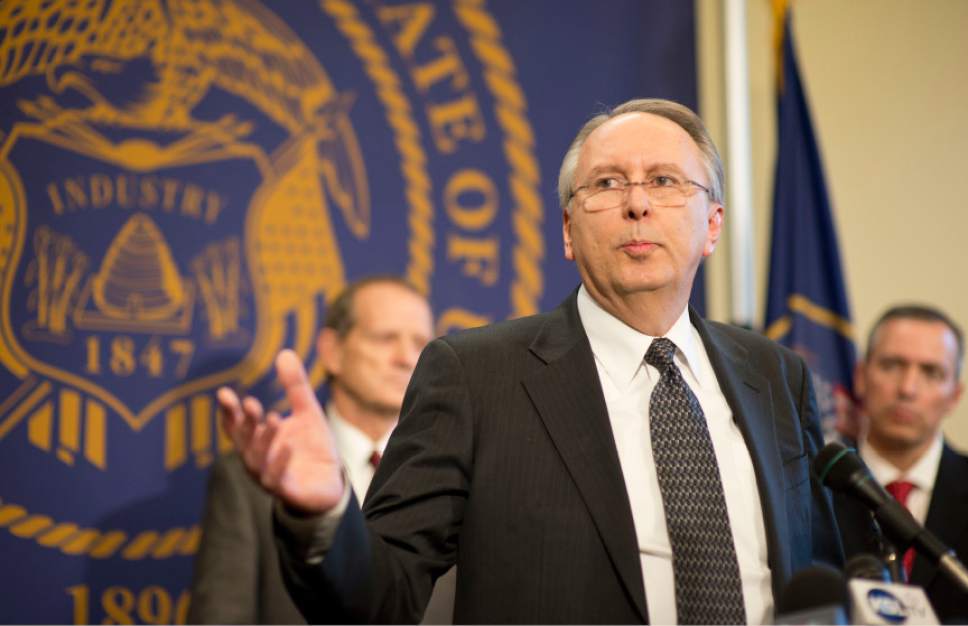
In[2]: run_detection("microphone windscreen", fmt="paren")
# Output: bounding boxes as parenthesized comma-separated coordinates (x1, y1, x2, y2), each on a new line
(845, 553, 892, 582)
(814, 441, 864, 490)
(776, 564, 849, 616)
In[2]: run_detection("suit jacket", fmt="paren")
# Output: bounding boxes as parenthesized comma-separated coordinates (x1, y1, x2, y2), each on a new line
(188, 452, 306, 624)
(277, 291, 844, 624)
(836, 443, 968, 623)
(188, 445, 457, 624)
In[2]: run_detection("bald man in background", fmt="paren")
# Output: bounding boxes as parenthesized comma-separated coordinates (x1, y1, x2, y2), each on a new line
(188, 276, 455, 624)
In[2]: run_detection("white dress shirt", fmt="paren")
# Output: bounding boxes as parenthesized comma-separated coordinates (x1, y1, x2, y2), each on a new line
(577, 286, 773, 624)
(326, 403, 392, 503)
(859, 433, 943, 525)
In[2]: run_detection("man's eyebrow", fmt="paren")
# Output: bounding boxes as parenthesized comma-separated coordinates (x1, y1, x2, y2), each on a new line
(645, 162, 688, 174)
(581, 164, 624, 180)
(581, 162, 688, 180)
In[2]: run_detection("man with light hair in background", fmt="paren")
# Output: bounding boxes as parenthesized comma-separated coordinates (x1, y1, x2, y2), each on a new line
(836, 304, 967, 623)
(188, 276, 455, 624)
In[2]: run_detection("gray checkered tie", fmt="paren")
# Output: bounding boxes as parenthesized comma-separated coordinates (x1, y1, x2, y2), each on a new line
(646, 337, 746, 625)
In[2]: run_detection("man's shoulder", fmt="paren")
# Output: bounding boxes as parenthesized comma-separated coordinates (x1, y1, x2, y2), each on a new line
(939, 443, 968, 476)
(436, 293, 578, 357)
(444, 309, 553, 347)
(701, 317, 804, 367)
(207, 451, 275, 509)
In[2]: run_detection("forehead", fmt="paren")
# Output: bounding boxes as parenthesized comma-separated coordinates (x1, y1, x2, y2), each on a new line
(870, 318, 959, 365)
(577, 112, 704, 176)
(350, 283, 431, 329)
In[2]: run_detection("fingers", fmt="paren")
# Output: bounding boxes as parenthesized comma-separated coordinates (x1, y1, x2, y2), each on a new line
(249, 410, 280, 479)
(276, 349, 320, 417)
(217, 387, 245, 443)
(218, 386, 270, 475)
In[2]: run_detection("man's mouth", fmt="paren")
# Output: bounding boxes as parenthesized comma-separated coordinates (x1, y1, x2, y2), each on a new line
(620, 239, 658, 255)
(890, 407, 919, 423)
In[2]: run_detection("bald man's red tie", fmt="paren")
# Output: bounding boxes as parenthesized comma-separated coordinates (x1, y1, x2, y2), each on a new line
(369, 450, 381, 469)
(885, 480, 916, 578)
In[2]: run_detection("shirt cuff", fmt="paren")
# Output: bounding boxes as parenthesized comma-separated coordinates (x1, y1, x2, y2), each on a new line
(273, 472, 352, 565)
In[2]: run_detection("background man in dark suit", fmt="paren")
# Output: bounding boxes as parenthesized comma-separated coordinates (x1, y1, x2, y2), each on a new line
(219, 98, 843, 624)
(188, 277, 455, 624)
(835, 304, 967, 622)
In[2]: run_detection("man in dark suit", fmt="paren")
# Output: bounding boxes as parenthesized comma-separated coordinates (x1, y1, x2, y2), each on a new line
(834, 304, 967, 622)
(219, 98, 843, 623)
(187, 277, 455, 624)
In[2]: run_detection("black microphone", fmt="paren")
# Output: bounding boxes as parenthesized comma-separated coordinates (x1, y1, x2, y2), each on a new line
(815, 442, 968, 593)
(845, 553, 892, 583)
(774, 564, 849, 624)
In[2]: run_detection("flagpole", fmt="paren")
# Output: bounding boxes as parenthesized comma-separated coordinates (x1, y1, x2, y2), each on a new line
(723, 0, 755, 327)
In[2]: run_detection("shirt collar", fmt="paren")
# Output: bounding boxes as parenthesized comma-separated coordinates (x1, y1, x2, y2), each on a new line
(859, 432, 944, 491)
(576, 285, 701, 388)
(326, 403, 391, 468)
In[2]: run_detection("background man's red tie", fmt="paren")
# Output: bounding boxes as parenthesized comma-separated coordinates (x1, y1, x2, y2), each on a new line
(885, 480, 916, 577)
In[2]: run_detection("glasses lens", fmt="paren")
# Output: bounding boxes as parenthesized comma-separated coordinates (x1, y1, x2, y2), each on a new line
(649, 187, 686, 207)
(585, 189, 623, 212)
(584, 186, 687, 211)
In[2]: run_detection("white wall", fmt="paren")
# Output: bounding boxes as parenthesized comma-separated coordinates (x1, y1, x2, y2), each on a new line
(698, 0, 968, 449)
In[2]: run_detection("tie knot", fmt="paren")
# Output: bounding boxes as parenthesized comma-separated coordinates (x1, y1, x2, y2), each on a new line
(885, 480, 915, 506)
(645, 337, 678, 370)
(369, 450, 382, 469)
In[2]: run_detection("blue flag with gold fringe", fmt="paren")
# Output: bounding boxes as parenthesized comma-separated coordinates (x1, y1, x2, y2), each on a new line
(764, 7, 858, 442)
(0, 1, 700, 622)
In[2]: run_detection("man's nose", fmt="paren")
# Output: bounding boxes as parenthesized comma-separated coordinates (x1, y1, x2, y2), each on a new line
(394, 340, 421, 369)
(625, 183, 652, 220)
(898, 366, 920, 398)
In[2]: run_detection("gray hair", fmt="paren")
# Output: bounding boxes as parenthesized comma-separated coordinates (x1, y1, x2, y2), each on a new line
(557, 98, 725, 210)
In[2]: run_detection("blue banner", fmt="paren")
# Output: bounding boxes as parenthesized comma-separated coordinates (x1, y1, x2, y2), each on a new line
(0, 1, 698, 622)
(764, 9, 857, 443)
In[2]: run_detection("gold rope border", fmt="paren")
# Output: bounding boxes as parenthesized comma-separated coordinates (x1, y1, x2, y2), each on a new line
(454, 0, 544, 317)
(320, 0, 434, 297)
(0, 497, 200, 559)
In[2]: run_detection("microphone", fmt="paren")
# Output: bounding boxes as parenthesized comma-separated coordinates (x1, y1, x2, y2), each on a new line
(846, 553, 892, 583)
(844, 553, 940, 625)
(815, 442, 968, 594)
(774, 564, 849, 624)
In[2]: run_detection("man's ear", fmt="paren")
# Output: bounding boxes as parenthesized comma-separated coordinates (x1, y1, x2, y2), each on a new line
(703, 204, 724, 257)
(563, 208, 575, 261)
(943, 380, 964, 418)
(317, 328, 343, 378)
(853, 360, 867, 402)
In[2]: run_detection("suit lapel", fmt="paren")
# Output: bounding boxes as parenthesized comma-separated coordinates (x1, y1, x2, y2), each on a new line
(692, 313, 794, 588)
(522, 293, 648, 623)
(912, 445, 968, 587)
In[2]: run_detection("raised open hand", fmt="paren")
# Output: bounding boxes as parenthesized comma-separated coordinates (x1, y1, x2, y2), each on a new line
(218, 349, 345, 514)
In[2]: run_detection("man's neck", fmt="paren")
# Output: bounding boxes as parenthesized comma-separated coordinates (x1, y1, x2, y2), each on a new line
(331, 393, 397, 444)
(865, 435, 935, 474)
(584, 285, 690, 337)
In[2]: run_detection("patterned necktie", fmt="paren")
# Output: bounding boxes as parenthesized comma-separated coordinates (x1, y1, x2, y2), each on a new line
(646, 337, 746, 625)
(885, 480, 916, 577)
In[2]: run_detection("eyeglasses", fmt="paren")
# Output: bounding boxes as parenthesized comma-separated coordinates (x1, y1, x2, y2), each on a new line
(570, 175, 711, 212)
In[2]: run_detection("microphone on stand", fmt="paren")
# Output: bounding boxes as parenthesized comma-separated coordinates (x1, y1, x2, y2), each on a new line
(814, 442, 968, 594)
(846, 553, 893, 583)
